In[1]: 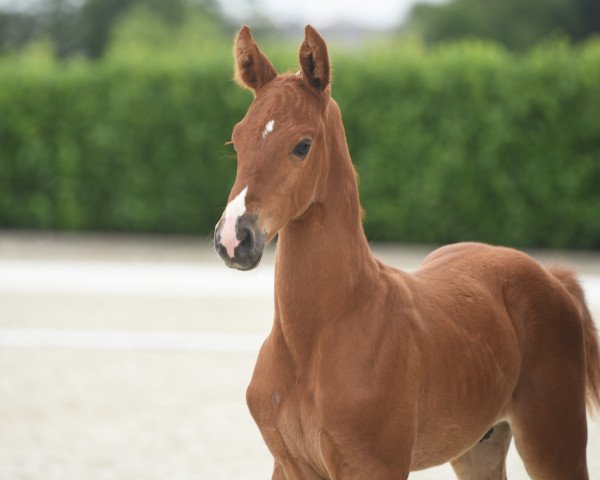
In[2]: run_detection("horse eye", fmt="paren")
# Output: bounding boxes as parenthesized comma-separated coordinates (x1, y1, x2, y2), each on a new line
(292, 139, 312, 158)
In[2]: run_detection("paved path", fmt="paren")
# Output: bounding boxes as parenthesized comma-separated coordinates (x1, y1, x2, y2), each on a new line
(0, 232, 599, 479)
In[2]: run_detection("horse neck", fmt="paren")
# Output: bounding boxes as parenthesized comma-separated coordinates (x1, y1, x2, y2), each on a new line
(274, 100, 378, 367)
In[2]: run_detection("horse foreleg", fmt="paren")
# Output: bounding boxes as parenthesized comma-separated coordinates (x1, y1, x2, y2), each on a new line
(319, 430, 411, 480)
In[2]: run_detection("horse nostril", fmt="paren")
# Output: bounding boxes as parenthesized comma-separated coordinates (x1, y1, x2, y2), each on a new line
(237, 226, 254, 254)
(216, 241, 227, 257)
(217, 213, 264, 270)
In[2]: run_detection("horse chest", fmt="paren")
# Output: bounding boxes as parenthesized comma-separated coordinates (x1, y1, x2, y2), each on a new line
(247, 357, 326, 477)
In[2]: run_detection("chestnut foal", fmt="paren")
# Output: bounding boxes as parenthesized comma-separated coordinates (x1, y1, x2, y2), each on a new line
(214, 25, 600, 480)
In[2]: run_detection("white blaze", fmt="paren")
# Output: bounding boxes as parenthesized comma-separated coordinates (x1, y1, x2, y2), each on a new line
(262, 119, 275, 139)
(220, 186, 248, 258)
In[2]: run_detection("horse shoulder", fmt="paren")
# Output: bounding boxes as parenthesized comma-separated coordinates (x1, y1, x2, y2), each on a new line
(315, 273, 421, 416)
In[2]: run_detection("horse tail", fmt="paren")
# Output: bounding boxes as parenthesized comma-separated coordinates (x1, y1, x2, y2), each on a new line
(548, 266, 600, 413)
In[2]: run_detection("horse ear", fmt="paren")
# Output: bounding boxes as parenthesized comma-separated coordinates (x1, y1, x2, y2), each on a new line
(234, 25, 277, 94)
(299, 25, 331, 92)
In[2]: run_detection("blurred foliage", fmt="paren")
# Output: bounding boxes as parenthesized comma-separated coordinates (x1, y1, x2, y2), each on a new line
(0, 0, 227, 58)
(336, 40, 600, 247)
(406, 0, 600, 50)
(106, 4, 228, 59)
(1, 38, 600, 248)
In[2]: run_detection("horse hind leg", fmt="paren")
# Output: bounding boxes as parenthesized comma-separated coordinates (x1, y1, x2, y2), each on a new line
(508, 368, 589, 480)
(505, 276, 591, 478)
(450, 421, 512, 480)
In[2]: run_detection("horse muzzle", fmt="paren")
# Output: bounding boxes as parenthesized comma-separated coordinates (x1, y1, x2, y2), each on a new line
(214, 213, 265, 271)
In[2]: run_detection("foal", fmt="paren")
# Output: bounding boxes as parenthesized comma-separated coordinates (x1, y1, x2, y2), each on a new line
(214, 25, 600, 480)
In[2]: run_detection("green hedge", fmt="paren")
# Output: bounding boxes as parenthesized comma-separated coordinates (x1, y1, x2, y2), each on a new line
(1, 41, 600, 248)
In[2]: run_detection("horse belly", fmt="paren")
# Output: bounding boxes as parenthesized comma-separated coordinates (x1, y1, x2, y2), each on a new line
(409, 310, 520, 469)
(409, 384, 513, 470)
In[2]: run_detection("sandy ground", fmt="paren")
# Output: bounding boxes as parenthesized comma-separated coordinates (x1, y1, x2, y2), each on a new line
(0, 232, 599, 479)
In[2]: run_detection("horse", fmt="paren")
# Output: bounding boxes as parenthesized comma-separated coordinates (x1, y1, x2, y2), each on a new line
(214, 25, 600, 479)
